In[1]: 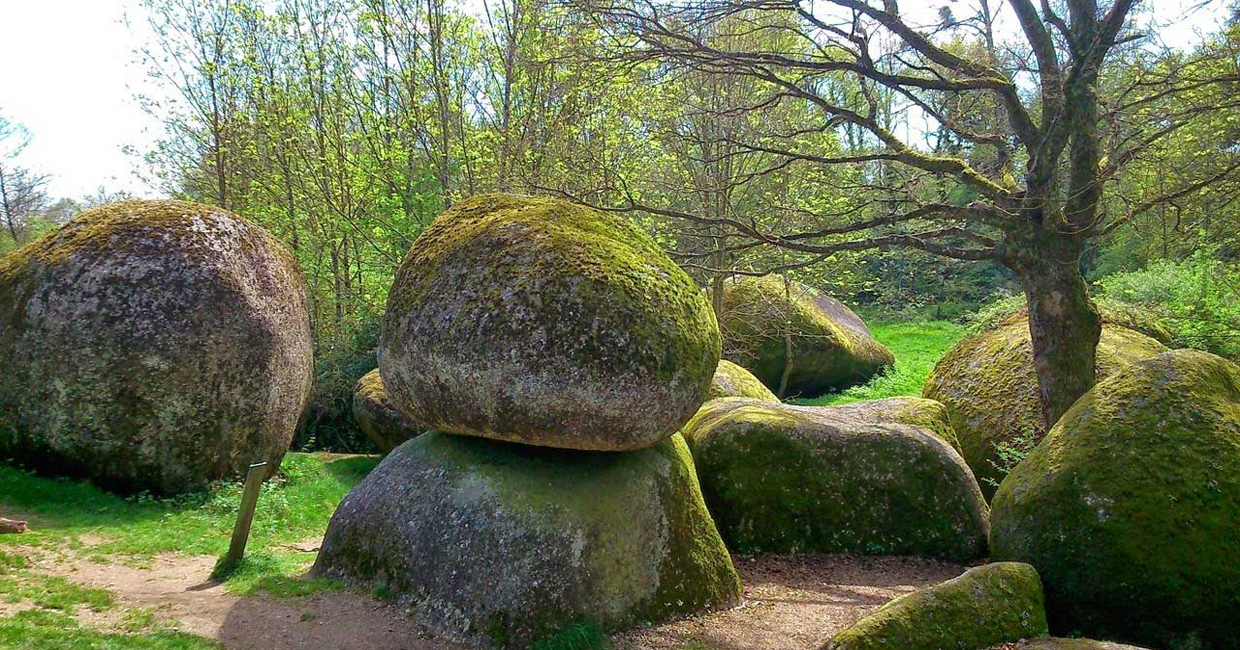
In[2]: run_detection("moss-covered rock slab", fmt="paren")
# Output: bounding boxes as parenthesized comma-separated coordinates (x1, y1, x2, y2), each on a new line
(708, 360, 780, 402)
(922, 312, 1167, 497)
(352, 369, 423, 453)
(313, 432, 741, 648)
(825, 562, 1048, 650)
(0, 200, 312, 494)
(990, 349, 1240, 650)
(719, 276, 893, 397)
(379, 194, 720, 451)
(993, 639, 1155, 650)
(682, 398, 988, 560)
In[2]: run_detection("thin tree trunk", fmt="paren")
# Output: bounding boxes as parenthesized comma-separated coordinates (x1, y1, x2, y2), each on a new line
(1013, 235, 1103, 428)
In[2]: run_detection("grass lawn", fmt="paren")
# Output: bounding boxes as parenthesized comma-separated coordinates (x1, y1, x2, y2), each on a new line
(0, 452, 378, 648)
(794, 320, 965, 407)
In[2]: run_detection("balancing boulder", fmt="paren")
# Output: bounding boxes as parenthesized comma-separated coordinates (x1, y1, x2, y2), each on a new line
(0, 200, 312, 494)
(990, 350, 1240, 650)
(682, 398, 988, 560)
(378, 194, 720, 451)
(707, 359, 780, 402)
(718, 275, 893, 397)
(353, 369, 423, 453)
(923, 310, 1166, 496)
(314, 432, 741, 648)
(825, 562, 1048, 650)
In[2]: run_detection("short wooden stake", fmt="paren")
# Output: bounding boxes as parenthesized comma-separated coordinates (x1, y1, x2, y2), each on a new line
(222, 462, 268, 570)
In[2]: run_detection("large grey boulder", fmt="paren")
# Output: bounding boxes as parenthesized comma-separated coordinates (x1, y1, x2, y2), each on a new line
(0, 200, 312, 494)
(990, 350, 1240, 650)
(682, 398, 988, 561)
(313, 432, 741, 648)
(352, 369, 423, 453)
(379, 194, 721, 451)
(719, 275, 893, 397)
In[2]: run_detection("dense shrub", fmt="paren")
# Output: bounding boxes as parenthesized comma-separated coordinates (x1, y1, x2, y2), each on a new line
(293, 319, 381, 453)
(1097, 254, 1240, 360)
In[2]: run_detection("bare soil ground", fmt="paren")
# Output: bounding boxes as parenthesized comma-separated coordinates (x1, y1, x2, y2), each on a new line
(29, 547, 966, 650)
(614, 554, 968, 650)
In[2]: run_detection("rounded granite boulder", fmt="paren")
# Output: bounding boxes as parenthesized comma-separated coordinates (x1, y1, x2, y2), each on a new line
(707, 360, 780, 402)
(681, 397, 988, 561)
(825, 562, 1048, 650)
(990, 350, 1240, 650)
(379, 194, 721, 451)
(718, 275, 893, 398)
(352, 369, 423, 453)
(923, 310, 1167, 497)
(313, 432, 741, 648)
(0, 200, 312, 494)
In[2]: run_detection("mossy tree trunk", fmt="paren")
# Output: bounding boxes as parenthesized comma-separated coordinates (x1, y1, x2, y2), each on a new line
(1006, 229, 1103, 428)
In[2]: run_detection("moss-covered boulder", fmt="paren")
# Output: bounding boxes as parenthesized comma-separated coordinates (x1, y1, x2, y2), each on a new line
(719, 276, 893, 397)
(0, 200, 312, 494)
(817, 396, 963, 454)
(352, 369, 423, 453)
(379, 194, 720, 451)
(990, 350, 1240, 650)
(923, 312, 1167, 497)
(707, 360, 780, 402)
(992, 639, 1155, 650)
(825, 562, 1048, 650)
(314, 432, 741, 648)
(681, 398, 988, 560)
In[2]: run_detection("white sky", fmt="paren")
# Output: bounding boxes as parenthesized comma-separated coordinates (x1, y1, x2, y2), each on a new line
(0, 0, 1229, 201)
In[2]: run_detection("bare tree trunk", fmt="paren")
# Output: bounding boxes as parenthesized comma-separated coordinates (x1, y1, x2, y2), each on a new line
(1011, 233, 1103, 427)
(777, 273, 794, 399)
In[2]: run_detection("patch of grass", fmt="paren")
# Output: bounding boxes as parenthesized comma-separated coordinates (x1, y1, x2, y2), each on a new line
(795, 320, 965, 407)
(0, 609, 222, 650)
(0, 452, 376, 602)
(528, 618, 608, 650)
(0, 452, 376, 559)
(210, 550, 342, 597)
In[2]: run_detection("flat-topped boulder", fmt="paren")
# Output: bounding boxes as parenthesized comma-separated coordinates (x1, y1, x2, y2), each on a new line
(0, 200, 313, 494)
(314, 432, 741, 648)
(682, 398, 988, 560)
(378, 194, 720, 451)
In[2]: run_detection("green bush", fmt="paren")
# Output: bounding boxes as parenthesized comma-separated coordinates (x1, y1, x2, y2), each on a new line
(294, 319, 381, 453)
(1097, 254, 1240, 360)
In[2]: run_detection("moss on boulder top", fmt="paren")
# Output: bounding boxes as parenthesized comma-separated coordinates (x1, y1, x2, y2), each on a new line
(719, 275, 893, 398)
(313, 432, 740, 649)
(708, 360, 780, 402)
(681, 398, 988, 561)
(817, 396, 963, 454)
(378, 194, 720, 451)
(990, 639, 1155, 650)
(825, 562, 1048, 650)
(990, 350, 1240, 650)
(352, 369, 423, 453)
(922, 312, 1166, 498)
(0, 200, 312, 494)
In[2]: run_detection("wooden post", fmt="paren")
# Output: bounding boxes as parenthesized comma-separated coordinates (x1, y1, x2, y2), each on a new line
(222, 462, 268, 571)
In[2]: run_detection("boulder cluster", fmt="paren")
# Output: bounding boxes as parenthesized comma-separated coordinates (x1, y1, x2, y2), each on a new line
(0, 200, 313, 494)
(313, 194, 741, 648)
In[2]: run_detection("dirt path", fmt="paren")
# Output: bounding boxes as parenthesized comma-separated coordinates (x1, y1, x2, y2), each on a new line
(43, 552, 463, 650)
(31, 548, 964, 650)
(613, 554, 968, 650)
